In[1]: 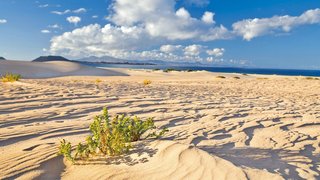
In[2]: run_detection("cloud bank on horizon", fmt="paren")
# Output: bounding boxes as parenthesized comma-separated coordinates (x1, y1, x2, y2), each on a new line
(47, 0, 320, 65)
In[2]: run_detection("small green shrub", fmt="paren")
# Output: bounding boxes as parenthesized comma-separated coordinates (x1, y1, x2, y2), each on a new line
(1, 73, 22, 83)
(153, 68, 160, 71)
(57, 139, 74, 163)
(58, 107, 168, 163)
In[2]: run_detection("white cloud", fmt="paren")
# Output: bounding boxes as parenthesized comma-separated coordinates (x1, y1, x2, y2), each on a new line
(38, 4, 48, 8)
(160, 45, 182, 53)
(51, 9, 71, 15)
(51, 8, 86, 15)
(233, 8, 320, 40)
(107, 0, 229, 40)
(184, 45, 203, 56)
(41, 29, 51, 34)
(73, 8, 86, 14)
(0, 19, 7, 24)
(202, 11, 215, 24)
(49, 0, 320, 65)
(48, 24, 61, 29)
(66, 16, 81, 25)
(206, 48, 225, 57)
(92, 15, 99, 19)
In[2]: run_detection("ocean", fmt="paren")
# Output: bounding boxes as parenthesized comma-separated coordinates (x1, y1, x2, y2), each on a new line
(83, 63, 320, 77)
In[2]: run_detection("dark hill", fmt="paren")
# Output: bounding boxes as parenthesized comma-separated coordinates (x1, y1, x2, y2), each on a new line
(0, 57, 6, 60)
(33, 56, 70, 62)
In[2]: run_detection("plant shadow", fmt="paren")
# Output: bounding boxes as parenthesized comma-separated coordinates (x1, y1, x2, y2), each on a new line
(74, 141, 158, 166)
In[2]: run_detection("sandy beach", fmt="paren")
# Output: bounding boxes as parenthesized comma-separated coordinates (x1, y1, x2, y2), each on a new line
(1, 61, 319, 179)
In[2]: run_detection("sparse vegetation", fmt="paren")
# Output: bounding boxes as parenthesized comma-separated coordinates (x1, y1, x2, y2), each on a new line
(233, 76, 240, 79)
(242, 73, 248, 76)
(95, 79, 102, 83)
(143, 79, 152, 85)
(305, 77, 319, 80)
(163, 68, 176, 72)
(216, 76, 226, 79)
(1, 73, 22, 83)
(58, 107, 168, 163)
(257, 77, 268, 80)
(153, 68, 160, 71)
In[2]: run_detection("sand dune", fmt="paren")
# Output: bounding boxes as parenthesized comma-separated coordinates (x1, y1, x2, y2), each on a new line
(0, 60, 127, 78)
(0, 69, 319, 179)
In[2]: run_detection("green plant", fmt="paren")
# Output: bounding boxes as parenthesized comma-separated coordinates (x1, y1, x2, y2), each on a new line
(57, 139, 74, 163)
(58, 107, 168, 163)
(1, 73, 22, 83)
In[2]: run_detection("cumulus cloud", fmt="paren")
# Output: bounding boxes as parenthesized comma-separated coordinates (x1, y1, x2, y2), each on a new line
(107, 0, 229, 40)
(92, 15, 99, 19)
(160, 45, 183, 53)
(233, 8, 320, 40)
(66, 16, 81, 25)
(202, 12, 215, 24)
(41, 29, 51, 34)
(49, 0, 320, 65)
(0, 19, 7, 24)
(206, 48, 225, 57)
(50, 0, 230, 58)
(184, 45, 203, 56)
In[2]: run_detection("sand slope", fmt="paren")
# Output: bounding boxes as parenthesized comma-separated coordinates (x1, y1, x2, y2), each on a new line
(2, 140, 281, 180)
(0, 60, 127, 78)
(0, 69, 319, 179)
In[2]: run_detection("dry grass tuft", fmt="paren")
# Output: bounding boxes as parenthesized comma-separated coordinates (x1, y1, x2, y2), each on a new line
(216, 76, 226, 79)
(1, 73, 22, 83)
(143, 79, 152, 85)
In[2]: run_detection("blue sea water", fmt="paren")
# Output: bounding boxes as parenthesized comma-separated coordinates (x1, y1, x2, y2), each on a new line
(83, 63, 320, 77)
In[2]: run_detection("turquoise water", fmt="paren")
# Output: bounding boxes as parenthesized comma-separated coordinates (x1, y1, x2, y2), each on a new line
(82, 63, 320, 77)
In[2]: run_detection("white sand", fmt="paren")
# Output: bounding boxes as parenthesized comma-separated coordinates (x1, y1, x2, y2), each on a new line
(0, 61, 319, 179)
(0, 60, 127, 78)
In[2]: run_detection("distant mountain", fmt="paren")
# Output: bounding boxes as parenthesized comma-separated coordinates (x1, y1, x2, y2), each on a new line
(33, 56, 70, 62)
(76, 56, 156, 65)
(0, 57, 6, 60)
(77, 55, 125, 63)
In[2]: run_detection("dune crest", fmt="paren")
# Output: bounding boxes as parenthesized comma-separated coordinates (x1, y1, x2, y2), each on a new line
(0, 60, 127, 78)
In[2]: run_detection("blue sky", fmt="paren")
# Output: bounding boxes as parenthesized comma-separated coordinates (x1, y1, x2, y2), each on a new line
(0, 0, 320, 69)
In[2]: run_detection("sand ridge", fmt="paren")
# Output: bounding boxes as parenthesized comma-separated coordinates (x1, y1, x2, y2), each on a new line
(0, 68, 319, 179)
(0, 60, 127, 78)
